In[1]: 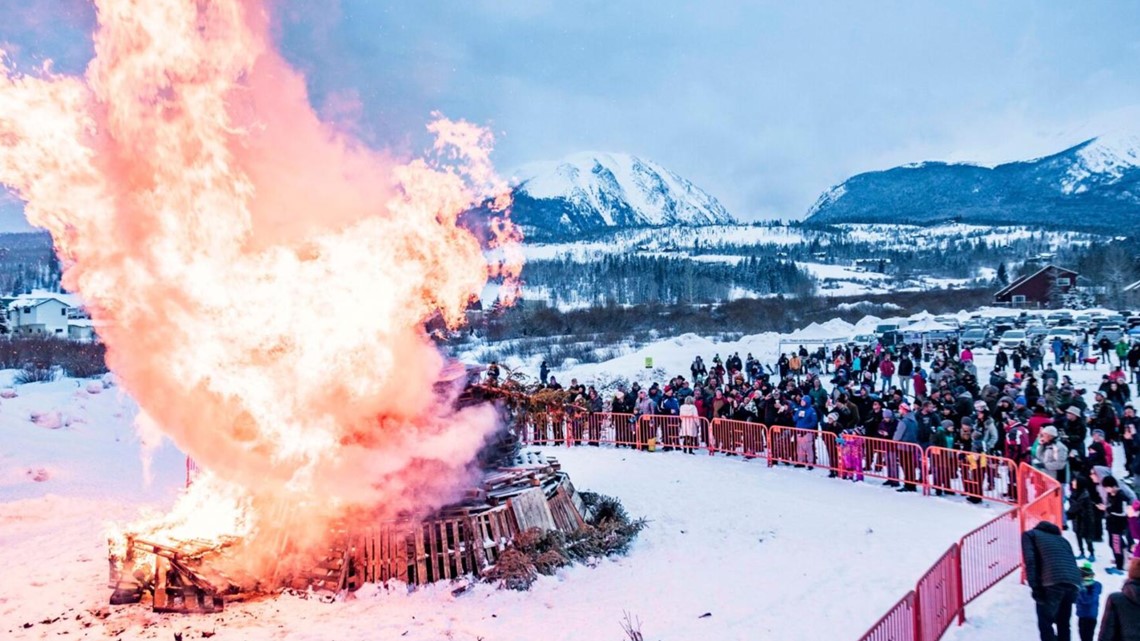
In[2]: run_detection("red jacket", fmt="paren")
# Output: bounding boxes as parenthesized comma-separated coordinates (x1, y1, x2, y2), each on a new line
(912, 373, 927, 398)
(880, 360, 896, 377)
(1027, 415, 1053, 445)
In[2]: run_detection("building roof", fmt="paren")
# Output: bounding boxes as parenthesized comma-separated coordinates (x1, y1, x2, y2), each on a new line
(5, 290, 82, 311)
(993, 264, 1077, 299)
(1125, 279, 1140, 293)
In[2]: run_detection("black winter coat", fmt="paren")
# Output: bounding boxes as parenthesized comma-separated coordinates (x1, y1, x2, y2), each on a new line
(1098, 580, 1140, 641)
(1066, 481, 1104, 543)
(1022, 521, 1081, 591)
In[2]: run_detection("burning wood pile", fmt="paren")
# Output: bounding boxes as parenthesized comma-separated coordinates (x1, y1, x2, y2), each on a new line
(108, 451, 585, 612)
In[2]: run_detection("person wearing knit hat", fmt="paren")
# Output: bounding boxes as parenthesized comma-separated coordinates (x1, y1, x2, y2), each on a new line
(1066, 406, 1082, 417)
(1074, 562, 1101, 641)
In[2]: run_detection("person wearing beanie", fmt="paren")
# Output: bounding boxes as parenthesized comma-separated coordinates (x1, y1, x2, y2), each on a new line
(1075, 562, 1102, 641)
(1096, 557, 1140, 641)
(1089, 429, 1114, 469)
(1034, 425, 1071, 486)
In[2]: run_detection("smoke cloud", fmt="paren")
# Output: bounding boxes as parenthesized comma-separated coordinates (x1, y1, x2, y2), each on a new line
(0, 0, 520, 576)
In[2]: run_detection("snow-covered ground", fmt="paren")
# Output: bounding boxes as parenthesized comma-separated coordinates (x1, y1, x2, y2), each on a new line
(2, 307, 1134, 640)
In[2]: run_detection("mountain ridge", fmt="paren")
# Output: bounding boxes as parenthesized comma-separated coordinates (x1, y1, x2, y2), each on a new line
(805, 134, 1140, 234)
(506, 152, 735, 240)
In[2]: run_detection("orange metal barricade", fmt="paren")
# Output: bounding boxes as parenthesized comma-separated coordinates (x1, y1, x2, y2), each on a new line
(835, 434, 925, 488)
(635, 415, 709, 452)
(767, 426, 838, 472)
(1017, 463, 1064, 533)
(924, 447, 1018, 505)
(578, 412, 638, 447)
(915, 544, 962, 641)
(708, 418, 768, 458)
(856, 592, 917, 641)
(958, 509, 1021, 611)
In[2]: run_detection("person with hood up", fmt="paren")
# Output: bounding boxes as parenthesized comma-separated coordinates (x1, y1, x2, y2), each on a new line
(1022, 519, 1082, 641)
(793, 395, 818, 468)
(1096, 557, 1140, 641)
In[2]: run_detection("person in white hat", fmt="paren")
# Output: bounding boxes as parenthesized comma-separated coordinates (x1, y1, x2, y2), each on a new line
(1034, 425, 1070, 485)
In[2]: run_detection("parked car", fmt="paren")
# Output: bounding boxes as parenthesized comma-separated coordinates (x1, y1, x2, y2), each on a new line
(1094, 325, 1125, 343)
(991, 323, 1015, 339)
(934, 315, 960, 329)
(1043, 327, 1081, 346)
(960, 328, 992, 349)
(1127, 315, 1140, 329)
(997, 330, 1028, 350)
(847, 333, 878, 350)
(1025, 326, 1050, 345)
(874, 323, 901, 337)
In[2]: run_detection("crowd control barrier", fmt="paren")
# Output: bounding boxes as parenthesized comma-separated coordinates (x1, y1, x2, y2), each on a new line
(924, 447, 1019, 505)
(856, 464, 1063, 641)
(707, 418, 768, 458)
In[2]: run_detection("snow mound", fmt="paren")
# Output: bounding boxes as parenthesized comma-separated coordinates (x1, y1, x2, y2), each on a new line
(85, 381, 104, 395)
(30, 411, 65, 430)
(0, 387, 16, 399)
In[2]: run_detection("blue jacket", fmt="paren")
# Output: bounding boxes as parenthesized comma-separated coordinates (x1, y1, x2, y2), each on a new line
(1076, 580, 1102, 619)
(794, 405, 818, 429)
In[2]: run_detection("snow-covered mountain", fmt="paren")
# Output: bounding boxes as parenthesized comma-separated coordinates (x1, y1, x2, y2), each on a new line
(806, 133, 1140, 233)
(508, 152, 735, 239)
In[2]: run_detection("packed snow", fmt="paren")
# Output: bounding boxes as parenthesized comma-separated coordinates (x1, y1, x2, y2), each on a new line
(2, 307, 1134, 640)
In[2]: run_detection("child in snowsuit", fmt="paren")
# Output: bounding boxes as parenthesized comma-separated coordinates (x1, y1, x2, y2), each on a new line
(1075, 563, 1102, 641)
(837, 426, 865, 482)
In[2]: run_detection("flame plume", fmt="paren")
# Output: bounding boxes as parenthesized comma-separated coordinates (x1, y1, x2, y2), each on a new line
(0, 0, 520, 578)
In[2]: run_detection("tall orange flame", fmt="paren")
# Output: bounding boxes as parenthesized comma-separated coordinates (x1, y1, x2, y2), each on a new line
(0, 0, 520, 576)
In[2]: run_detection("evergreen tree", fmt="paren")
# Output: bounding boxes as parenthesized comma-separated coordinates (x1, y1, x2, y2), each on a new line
(996, 262, 1008, 286)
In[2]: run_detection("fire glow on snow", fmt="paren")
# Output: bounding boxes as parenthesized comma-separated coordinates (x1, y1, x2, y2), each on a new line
(0, 0, 521, 578)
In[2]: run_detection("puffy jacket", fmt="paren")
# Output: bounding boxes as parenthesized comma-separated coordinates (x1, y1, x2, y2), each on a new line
(793, 404, 818, 429)
(893, 415, 919, 444)
(880, 360, 895, 377)
(1021, 521, 1081, 591)
(1076, 580, 1102, 619)
(1098, 580, 1140, 641)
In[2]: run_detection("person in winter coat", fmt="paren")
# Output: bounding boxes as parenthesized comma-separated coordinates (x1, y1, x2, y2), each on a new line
(837, 422, 865, 482)
(1069, 472, 1105, 562)
(898, 354, 914, 397)
(1089, 430, 1115, 469)
(1065, 406, 1090, 460)
(892, 404, 920, 492)
(879, 355, 895, 394)
(1096, 558, 1140, 641)
(678, 396, 700, 454)
(1104, 477, 1131, 576)
(1034, 426, 1071, 485)
(793, 396, 818, 467)
(1076, 563, 1102, 641)
(1022, 520, 1082, 641)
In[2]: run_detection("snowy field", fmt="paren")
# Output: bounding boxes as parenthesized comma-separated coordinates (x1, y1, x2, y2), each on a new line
(1, 307, 1134, 641)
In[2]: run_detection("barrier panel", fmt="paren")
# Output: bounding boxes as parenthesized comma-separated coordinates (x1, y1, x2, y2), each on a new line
(840, 434, 925, 489)
(767, 426, 839, 472)
(708, 418, 768, 458)
(915, 545, 962, 641)
(924, 447, 1018, 505)
(857, 592, 917, 641)
(580, 412, 638, 447)
(1017, 463, 1063, 533)
(632, 415, 710, 452)
(958, 509, 1021, 608)
(523, 411, 567, 446)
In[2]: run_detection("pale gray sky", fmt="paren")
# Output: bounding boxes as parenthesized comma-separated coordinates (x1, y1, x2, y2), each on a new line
(2, 0, 1139, 230)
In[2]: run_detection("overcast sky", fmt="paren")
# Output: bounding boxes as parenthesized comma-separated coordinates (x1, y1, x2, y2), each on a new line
(2, 0, 1139, 231)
